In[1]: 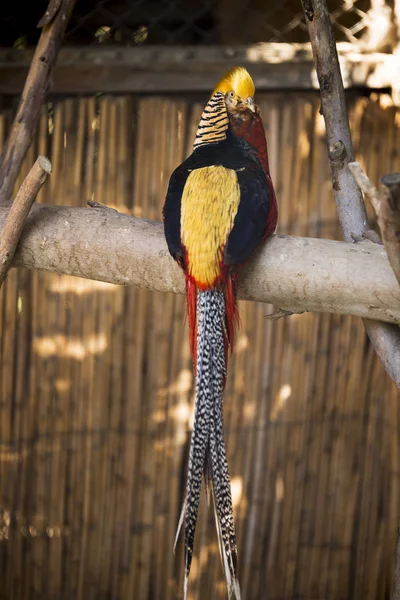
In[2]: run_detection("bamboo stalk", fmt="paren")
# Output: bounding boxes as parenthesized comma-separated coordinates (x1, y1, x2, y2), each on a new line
(92, 97, 113, 598)
(4, 140, 37, 598)
(14, 142, 39, 598)
(138, 98, 164, 600)
(41, 99, 65, 597)
(110, 96, 131, 600)
(291, 100, 317, 597)
(125, 96, 153, 600)
(21, 106, 48, 600)
(154, 98, 189, 600)
(104, 97, 126, 599)
(63, 96, 86, 600)
(98, 98, 117, 597)
(77, 97, 97, 600)
(115, 96, 137, 600)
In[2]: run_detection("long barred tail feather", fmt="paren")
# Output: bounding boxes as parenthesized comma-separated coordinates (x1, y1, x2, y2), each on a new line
(182, 290, 213, 597)
(173, 497, 186, 555)
(209, 309, 240, 599)
(209, 399, 239, 595)
(178, 289, 241, 599)
(210, 292, 238, 572)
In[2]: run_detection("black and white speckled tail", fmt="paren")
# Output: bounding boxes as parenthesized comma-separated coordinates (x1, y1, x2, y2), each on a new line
(176, 289, 241, 600)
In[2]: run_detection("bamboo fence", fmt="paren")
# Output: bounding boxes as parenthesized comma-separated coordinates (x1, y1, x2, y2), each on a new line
(0, 91, 399, 600)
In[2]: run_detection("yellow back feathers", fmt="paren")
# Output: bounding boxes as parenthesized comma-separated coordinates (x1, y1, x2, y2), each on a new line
(212, 66, 255, 99)
(181, 166, 240, 288)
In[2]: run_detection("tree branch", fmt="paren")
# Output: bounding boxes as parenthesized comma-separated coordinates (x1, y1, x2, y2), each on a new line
(349, 163, 400, 285)
(348, 161, 381, 216)
(0, 203, 399, 325)
(0, 0, 76, 204)
(301, 4, 368, 241)
(302, 0, 400, 391)
(264, 309, 300, 321)
(380, 173, 400, 284)
(0, 157, 51, 287)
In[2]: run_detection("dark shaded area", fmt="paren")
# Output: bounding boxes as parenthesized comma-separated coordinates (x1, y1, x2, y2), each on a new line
(1, 0, 374, 47)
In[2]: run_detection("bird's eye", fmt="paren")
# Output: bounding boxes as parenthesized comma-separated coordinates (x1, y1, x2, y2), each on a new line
(229, 91, 235, 99)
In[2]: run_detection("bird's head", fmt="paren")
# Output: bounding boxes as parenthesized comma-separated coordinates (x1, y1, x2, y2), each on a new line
(213, 67, 257, 117)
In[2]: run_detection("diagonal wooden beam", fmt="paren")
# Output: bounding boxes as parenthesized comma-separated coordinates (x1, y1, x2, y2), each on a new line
(0, 156, 51, 288)
(0, 0, 76, 204)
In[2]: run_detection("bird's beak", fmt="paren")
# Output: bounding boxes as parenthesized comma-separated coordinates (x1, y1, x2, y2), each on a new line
(247, 97, 256, 112)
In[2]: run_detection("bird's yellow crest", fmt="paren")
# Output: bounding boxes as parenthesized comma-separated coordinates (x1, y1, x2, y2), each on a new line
(212, 66, 255, 99)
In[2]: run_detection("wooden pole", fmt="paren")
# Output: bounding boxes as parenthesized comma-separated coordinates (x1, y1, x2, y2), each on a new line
(301, 0, 400, 389)
(0, 0, 76, 204)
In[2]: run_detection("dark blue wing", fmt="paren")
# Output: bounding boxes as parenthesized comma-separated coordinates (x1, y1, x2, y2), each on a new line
(224, 162, 271, 265)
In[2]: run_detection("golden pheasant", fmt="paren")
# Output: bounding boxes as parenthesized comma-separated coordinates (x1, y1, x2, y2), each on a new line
(163, 67, 277, 599)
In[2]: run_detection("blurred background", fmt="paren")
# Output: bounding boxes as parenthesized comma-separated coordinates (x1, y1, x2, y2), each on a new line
(0, 1, 400, 598)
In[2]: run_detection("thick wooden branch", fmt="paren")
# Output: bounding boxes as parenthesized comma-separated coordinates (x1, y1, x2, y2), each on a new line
(0, 203, 399, 326)
(0, 0, 76, 204)
(302, 0, 400, 391)
(0, 157, 51, 287)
